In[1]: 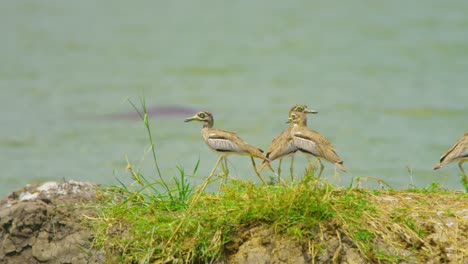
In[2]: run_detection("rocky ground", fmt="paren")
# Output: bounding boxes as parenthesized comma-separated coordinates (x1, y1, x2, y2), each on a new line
(0, 181, 104, 264)
(1, 181, 467, 263)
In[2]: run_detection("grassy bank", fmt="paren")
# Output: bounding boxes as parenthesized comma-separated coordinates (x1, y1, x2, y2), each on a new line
(86, 99, 467, 263)
(88, 170, 467, 263)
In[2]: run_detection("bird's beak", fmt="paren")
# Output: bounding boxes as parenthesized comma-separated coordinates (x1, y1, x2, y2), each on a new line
(286, 118, 292, 123)
(184, 115, 197, 122)
(304, 109, 318, 114)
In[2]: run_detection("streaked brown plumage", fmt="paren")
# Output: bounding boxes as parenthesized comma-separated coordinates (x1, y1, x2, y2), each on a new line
(258, 104, 318, 178)
(289, 111, 348, 176)
(185, 111, 269, 184)
(433, 132, 468, 175)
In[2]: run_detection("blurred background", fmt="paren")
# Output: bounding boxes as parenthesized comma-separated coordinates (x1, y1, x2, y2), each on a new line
(1, 1, 467, 197)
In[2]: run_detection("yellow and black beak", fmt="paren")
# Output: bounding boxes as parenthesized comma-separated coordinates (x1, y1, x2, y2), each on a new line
(184, 115, 199, 122)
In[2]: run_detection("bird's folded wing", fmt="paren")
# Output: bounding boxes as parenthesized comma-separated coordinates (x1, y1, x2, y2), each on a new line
(292, 132, 320, 156)
(463, 147, 468, 158)
(207, 134, 242, 152)
(278, 139, 297, 156)
(440, 140, 468, 162)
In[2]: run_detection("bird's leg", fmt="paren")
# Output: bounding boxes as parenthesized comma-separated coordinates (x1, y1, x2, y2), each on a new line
(251, 156, 267, 185)
(317, 158, 324, 178)
(458, 160, 468, 192)
(458, 160, 466, 175)
(201, 155, 224, 199)
(290, 156, 295, 182)
(220, 158, 224, 172)
(224, 157, 229, 176)
(212, 155, 224, 176)
(305, 156, 319, 176)
(218, 156, 230, 192)
(267, 162, 275, 173)
(220, 156, 228, 175)
(304, 157, 314, 176)
(224, 157, 230, 185)
(277, 158, 282, 183)
(264, 159, 281, 185)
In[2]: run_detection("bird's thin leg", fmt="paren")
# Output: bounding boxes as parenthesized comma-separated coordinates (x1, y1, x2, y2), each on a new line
(458, 160, 468, 192)
(277, 158, 282, 183)
(166, 154, 224, 246)
(220, 157, 228, 176)
(267, 162, 275, 173)
(218, 156, 230, 192)
(211, 155, 224, 177)
(317, 158, 324, 178)
(223, 157, 229, 184)
(251, 156, 267, 185)
(290, 155, 295, 182)
(458, 160, 466, 175)
(225, 157, 230, 186)
(224, 157, 229, 176)
(220, 157, 224, 172)
(304, 157, 313, 176)
(264, 159, 281, 185)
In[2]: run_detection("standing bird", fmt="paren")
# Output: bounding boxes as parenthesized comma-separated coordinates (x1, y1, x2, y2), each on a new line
(289, 111, 348, 177)
(433, 132, 468, 175)
(185, 111, 269, 185)
(258, 104, 318, 180)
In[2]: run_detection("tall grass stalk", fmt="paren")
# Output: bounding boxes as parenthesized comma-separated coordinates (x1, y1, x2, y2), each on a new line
(128, 97, 171, 198)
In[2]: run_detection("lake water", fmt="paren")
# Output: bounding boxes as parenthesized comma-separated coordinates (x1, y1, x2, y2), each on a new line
(1, 1, 467, 197)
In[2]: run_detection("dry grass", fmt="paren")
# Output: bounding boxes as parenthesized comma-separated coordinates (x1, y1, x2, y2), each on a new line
(366, 191, 468, 262)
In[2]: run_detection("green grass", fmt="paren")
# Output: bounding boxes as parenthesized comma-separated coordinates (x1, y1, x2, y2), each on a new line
(91, 173, 386, 263)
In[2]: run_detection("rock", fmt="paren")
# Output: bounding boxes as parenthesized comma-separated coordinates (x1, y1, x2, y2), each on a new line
(342, 247, 366, 264)
(0, 180, 105, 264)
(227, 227, 308, 264)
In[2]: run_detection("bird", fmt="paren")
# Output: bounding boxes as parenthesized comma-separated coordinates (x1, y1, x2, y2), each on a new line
(185, 111, 269, 185)
(288, 111, 348, 177)
(433, 132, 468, 175)
(258, 104, 318, 180)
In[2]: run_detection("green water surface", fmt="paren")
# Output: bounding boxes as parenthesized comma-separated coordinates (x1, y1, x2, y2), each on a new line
(1, 1, 467, 196)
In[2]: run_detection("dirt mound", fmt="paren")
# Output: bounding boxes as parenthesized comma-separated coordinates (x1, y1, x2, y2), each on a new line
(224, 226, 366, 264)
(224, 192, 468, 264)
(0, 181, 104, 264)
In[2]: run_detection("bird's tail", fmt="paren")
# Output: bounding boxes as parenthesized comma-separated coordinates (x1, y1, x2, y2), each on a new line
(257, 160, 269, 172)
(247, 145, 268, 160)
(245, 145, 275, 172)
(335, 161, 348, 173)
(433, 164, 442, 170)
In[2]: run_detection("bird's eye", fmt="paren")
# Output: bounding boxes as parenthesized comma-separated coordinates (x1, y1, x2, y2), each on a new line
(296, 106, 304, 112)
(199, 113, 206, 118)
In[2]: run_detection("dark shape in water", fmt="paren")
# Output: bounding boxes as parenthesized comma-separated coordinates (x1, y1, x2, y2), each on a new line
(103, 105, 197, 120)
